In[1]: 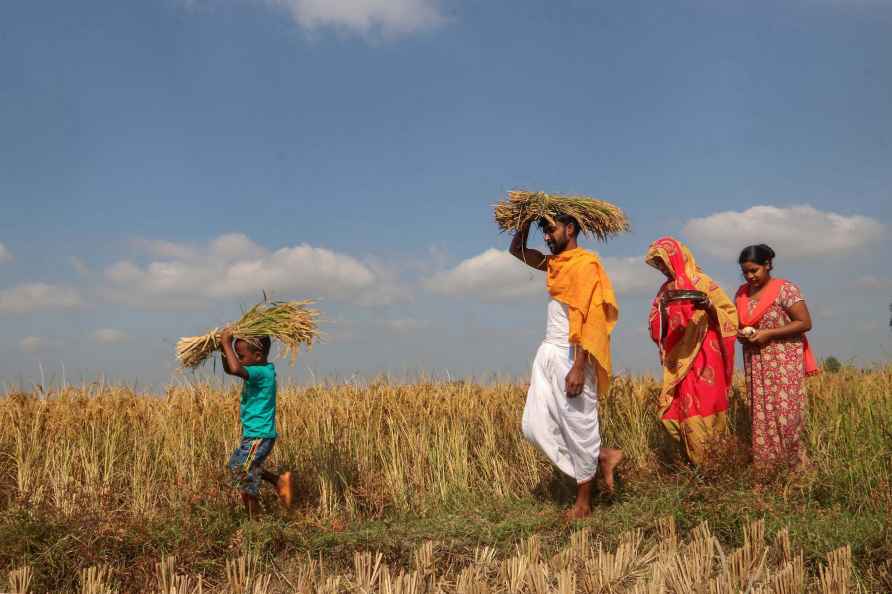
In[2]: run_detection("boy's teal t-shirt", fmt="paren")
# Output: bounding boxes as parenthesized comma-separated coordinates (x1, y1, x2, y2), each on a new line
(240, 363, 277, 438)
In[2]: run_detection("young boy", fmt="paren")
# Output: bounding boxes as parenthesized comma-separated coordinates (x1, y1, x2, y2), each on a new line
(220, 327, 293, 517)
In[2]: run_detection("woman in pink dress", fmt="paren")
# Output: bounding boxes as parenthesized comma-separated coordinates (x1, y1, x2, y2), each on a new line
(736, 245, 819, 471)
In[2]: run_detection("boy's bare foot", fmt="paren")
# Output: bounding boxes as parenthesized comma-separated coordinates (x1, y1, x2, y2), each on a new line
(276, 472, 294, 509)
(598, 448, 624, 495)
(241, 492, 259, 518)
(563, 503, 591, 521)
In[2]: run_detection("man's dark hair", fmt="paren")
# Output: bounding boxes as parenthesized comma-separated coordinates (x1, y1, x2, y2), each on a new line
(538, 214, 581, 237)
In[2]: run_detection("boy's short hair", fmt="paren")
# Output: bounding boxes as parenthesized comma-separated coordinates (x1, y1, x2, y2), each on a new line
(237, 336, 272, 358)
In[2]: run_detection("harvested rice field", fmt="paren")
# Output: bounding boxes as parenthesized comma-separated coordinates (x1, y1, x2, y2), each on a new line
(1, 367, 890, 592)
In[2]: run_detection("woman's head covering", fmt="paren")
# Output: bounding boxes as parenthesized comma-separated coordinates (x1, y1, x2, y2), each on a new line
(646, 237, 702, 291)
(645, 237, 738, 338)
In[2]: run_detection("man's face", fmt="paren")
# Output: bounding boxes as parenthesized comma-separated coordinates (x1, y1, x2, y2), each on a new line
(542, 221, 572, 254)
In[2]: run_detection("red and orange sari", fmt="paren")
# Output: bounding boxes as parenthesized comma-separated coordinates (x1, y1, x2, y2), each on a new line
(646, 237, 738, 465)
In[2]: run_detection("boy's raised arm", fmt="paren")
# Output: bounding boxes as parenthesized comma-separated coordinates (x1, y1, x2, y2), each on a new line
(220, 328, 249, 380)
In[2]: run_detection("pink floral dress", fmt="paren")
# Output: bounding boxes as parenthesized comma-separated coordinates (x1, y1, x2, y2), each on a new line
(743, 282, 808, 468)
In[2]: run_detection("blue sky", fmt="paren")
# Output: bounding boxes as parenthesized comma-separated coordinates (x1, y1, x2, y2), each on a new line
(2, 0, 890, 388)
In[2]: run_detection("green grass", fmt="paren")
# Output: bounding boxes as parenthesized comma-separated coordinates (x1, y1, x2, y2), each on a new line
(2, 468, 889, 591)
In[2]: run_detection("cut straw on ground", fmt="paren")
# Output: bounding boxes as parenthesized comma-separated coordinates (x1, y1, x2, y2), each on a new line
(494, 190, 630, 241)
(176, 299, 320, 369)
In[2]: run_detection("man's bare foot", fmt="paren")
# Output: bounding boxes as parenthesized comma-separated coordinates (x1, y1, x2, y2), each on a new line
(563, 503, 591, 521)
(565, 479, 593, 521)
(276, 472, 294, 509)
(598, 448, 624, 495)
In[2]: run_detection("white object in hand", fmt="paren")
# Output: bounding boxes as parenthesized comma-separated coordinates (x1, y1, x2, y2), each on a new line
(741, 326, 756, 338)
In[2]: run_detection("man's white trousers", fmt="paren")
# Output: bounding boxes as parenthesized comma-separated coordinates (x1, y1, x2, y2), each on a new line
(522, 342, 601, 484)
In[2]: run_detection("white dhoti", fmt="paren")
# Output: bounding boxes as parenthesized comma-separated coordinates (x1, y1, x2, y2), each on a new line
(522, 300, 601, 484)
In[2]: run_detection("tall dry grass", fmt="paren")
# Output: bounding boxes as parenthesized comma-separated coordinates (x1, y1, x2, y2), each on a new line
(3, 368, 889, 519)
(1, 366, 890, 590)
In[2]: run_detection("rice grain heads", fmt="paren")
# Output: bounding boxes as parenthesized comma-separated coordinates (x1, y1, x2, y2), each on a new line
(494, 190, 630, 241)
(176, 300, 320, 369)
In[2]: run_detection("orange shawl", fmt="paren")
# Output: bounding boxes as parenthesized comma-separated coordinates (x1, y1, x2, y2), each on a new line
(736, 278, 820, 376)
(546, 247, 618, 398)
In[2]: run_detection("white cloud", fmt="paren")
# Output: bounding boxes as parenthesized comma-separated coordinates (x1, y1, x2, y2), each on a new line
(424, 249, 662, 302)
(0, 283, 82, 314)
(215, 244, 377, 300)
(855, 320, 884, 332)
(424, 249, 542, 301)
(683, 205, 886, 261)
(133, 238, 202, 261)
(103, 233, 399, 308)
(71, 257, 90, 276)
(856, 275, 892, 290)
(20, 336, 59, 353)
(93, 328, 128, 344)
(381, 318, 430, 333)
(20, 336, 43, 353)
(602, 256, 662, 297)
(133, 234, 267, 263)
(0, 242, 11, 263)
(270, 0, 445, 36)
(355, 259, 414, 306)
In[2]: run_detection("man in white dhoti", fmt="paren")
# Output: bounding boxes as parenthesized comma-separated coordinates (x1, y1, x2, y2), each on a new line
(510, 215, 624, 519)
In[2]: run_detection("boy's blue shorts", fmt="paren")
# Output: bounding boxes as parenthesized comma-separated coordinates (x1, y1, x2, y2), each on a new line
(227, 437, 276, 497)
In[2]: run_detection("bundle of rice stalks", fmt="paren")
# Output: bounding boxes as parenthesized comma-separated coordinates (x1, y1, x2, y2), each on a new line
(494, 190, 630, 241)
(176, 299, 320, 369)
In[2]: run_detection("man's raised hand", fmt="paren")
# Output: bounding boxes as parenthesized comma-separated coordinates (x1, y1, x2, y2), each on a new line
(509, 220, 548, 271)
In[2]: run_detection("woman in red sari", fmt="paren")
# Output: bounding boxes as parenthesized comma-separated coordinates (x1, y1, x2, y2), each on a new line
(646, 237, 738, 466)
(736, 244, 818, 471)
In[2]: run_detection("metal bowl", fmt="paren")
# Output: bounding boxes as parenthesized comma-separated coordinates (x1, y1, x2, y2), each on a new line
(664, 289, 708, 305)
